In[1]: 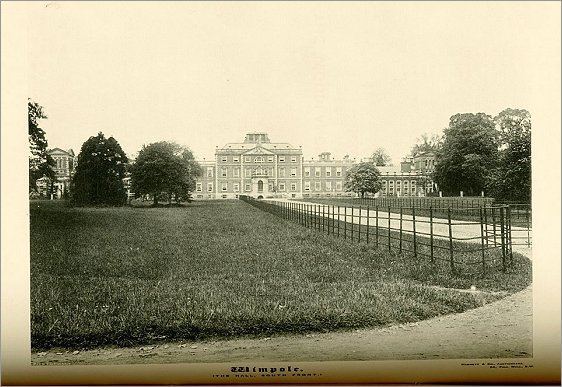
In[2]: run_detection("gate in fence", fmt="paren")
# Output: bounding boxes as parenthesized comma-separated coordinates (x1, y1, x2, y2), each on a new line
(239, 195, 528, 275)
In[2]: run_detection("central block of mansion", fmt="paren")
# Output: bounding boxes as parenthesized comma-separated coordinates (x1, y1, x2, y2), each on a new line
(194, 132, 435, 200)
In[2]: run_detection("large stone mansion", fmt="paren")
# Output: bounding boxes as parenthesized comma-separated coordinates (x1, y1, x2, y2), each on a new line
(193, 132, 435, 200)
(38, 132, 436, 200)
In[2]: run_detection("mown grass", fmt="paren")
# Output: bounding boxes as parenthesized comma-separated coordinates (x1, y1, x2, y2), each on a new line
(30, 200, 531, 350)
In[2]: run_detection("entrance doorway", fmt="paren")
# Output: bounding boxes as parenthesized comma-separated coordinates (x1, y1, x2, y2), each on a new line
(257, 180, 264, 193)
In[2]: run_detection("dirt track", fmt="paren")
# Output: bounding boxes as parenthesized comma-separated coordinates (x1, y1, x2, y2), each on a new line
(32, 245, 533, 366)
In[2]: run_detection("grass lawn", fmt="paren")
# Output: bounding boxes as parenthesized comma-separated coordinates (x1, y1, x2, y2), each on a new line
(30, 200, 531, 349)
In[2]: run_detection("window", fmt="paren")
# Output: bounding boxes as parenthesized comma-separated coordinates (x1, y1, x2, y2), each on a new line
(267, 156, 274, 162)
(326, 181, 332, 191)
(221, 156, 227, 162)
(245, 168, 251, 177)
(326, 168, 331, 177)
(233, 156, 239, 162)
(336, 182, 342, 191)
(279, 156, 285, 162)
(279, 168, 285, 177)
(207, 183, 213, 192)
(315, 168, 321, 177)
(207, 167, 213, 178)
(196, 183, 202, 192)
(222, 194, 227, 199)
(234, 183, 240, 192)
(290, 167, 297, 177)
(291, 183, 297, 191)
(291, 156, 297, 162)
(196, 194, 203, 198)
(245, 184, 251, 191)
(304, 167, 310, 177)
(336, 167, 342, 177)
(279, 183, 285, 191)
(233, 168, 240, 177)
(268, 183, 274, 191)
(221, 182, 228, 191)
(221, 168, 227, 177)
(304, 181, 311, 191)
(245, 156, 251, 162)
(254, 156, 264, 163)
(315, 182, 321, 191)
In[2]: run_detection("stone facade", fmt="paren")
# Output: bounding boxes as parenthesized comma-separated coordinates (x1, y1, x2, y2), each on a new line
(36, 148, 76, 198)
(193, 133, 436, 200)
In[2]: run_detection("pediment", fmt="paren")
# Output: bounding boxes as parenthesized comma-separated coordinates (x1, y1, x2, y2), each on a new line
(242, 146, 275, 156)
(48, 148, 73, 156)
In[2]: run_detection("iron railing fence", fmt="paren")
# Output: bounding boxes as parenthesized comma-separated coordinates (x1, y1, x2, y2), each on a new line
(294, 197, 532, 244)
(239, 196, 523, 275)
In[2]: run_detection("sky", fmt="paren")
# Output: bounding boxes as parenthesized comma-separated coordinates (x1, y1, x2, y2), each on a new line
(25, 2, 557, 163)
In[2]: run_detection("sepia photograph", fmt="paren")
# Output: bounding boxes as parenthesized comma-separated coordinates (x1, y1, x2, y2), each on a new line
(2, 1, 560, 385)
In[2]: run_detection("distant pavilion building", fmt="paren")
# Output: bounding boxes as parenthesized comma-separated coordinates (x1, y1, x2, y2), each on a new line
(36, 148, 76, 198)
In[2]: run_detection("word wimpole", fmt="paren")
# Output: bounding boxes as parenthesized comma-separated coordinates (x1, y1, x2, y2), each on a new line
(231, 366, 302, 373)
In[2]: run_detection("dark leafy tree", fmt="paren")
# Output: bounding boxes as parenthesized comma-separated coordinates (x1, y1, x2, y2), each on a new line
(344, 162, 383, 198)
(433, 113, 499, 196)
(28, 99, 55, 193)
(486, 109, 531, 202)
(70, 132, 128, 205)
(410, 133, 442, 157)
(130, 142, 201, 206)
(370, 147, 391, 166)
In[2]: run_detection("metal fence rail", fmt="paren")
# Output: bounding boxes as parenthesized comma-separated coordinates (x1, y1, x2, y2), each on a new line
(240, 196, 523, 275)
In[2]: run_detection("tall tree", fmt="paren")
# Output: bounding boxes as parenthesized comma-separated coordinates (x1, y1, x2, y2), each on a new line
(370, 147, 391, 166)
(344, 162, 383, 198)
(70, 132, 128, 205)
(28, 99, 55, 193)
(410, 133, 442, 156)
(130, 142, 201, 205)
(486, 109, 531, 202)
(433, 113, 499, 196)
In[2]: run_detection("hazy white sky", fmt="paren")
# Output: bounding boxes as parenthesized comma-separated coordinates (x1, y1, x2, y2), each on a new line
(26, 2, 557, 163)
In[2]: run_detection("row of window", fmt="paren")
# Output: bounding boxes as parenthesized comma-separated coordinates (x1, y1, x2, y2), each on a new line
(206, 167, 300, 178)
(303, 167, 344, 177)
(220, 155, 299, 163)
(196, 182, 300, 193)
(303, 181, 343, 191)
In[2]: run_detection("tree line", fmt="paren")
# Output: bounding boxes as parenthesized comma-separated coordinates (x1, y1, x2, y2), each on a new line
(29, 99, 531, 205)
(343, 108, 531, 202)
(28, 99, 201, 206)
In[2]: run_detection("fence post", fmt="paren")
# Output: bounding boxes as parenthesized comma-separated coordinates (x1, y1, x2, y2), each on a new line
(351, 206, 355, 241)
(372, 206, 378, 247)
(526, 205, 530, 247)
(507, 206, 513, 265)
(484, 206, 489, 247)
(366, 206, 370, 244)
(357, 206, 361, 242)
(388, 206, 391, 252)
(448, 208, 455, 274)
(500, 206, 506, 272)
(429, 207, 434, 264)
(399, 207, 403, 253)
(412, 206, 417, 259)
(479, 207, 486, 274)
(344, 206, 347, 239)
(337, 206, 341, 238)
(492, 208, 497, 246)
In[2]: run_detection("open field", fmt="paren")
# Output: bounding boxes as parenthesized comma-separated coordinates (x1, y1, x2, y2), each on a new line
(30, 200, 531, 350)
